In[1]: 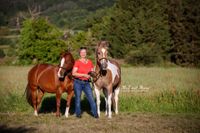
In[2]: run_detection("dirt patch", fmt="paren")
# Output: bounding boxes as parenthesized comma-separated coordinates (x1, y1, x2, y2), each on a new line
(0, 112, 200, 133)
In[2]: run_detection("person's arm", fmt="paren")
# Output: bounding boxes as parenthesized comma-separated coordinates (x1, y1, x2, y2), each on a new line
(72, 67, 90, 78)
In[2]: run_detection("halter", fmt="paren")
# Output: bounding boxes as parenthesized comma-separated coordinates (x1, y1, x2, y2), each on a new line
(58, 66, 68, 70)
(90, 71, 101, 83)
(98, 57, 108, 62)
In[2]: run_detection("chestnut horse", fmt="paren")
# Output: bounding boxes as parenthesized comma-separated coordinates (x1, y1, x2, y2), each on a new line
(25, 51, 75, 117)
(89, 41, 121, 118)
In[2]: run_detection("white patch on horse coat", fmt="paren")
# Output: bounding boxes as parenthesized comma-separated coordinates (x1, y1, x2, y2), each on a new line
(114, 88, 120, 114)
(104, 97, 108, 116)
(101, 48, 107, 64)
(58, 58, 65, 77)
(34, 110, 38, 116)
(65, 107, 69, 118)
(107, 93, 112, 118)
(107, 60, 119, 83)
(94, 85, 101, 117)
(101, 48, 106, 56)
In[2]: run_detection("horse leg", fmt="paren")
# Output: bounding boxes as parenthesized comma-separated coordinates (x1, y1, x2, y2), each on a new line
(31, 86, 38, 116)
(114, 88, 120, 115)
(104, 97, 108, 116)
(36, 89, 44, 113)
(106, 85, 113, 118)
(56, 89, 62, 117)
(107, 92, 112, 118)
(65, 91, 74, 118)
(94, 85, 101, 117)
(103, 89, 108, 116)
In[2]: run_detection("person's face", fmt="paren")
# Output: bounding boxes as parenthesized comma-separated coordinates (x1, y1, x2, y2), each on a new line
(80, 49, 87, 58)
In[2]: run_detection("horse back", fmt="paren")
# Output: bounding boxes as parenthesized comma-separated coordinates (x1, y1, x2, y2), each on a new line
(28, 64, 60, 93)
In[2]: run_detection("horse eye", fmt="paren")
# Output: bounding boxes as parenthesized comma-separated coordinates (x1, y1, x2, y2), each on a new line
(98, 52, 101, 55)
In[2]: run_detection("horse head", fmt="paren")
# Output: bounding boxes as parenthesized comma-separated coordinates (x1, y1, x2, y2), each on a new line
(96, 41, 109, 70)
(58, 51, 75, 78)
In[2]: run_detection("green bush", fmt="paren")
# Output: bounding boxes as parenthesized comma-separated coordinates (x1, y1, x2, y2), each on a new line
(18, 17, 66, 65)
(0, 49, 5, 58)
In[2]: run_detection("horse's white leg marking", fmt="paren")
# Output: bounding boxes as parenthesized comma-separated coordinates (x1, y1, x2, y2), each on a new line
(114, 88, 120, 114)
(107, 61, 119, 83)
(94, 85, 101, 117)
(65, 107, 69, 118)
(108, 93, 112, 118)
(105, 97, 108, 116)
(34, 110, 38, 116)
(58, 58, 65, 78)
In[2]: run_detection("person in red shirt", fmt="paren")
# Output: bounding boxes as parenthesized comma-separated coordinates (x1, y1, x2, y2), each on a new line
(72, 47, 98, 118)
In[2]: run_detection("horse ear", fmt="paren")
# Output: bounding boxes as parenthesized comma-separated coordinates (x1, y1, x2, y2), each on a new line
(97, 41, 101, 47)
(101, 40, 109, 48)
(60, 51, 65, 57)
(105, 41, 109, 48)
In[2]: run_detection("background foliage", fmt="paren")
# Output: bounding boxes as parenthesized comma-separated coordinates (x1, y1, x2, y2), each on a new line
(18, 18, 66, 64)
(0, 0, 199, 66)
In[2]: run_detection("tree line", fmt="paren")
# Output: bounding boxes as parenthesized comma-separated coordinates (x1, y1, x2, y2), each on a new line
(17, 0, 200, 66)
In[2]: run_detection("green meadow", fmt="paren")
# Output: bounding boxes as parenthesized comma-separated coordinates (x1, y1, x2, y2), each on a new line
(0, 66, 199, 114)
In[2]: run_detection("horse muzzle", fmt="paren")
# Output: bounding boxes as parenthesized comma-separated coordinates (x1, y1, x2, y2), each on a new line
(101, 63, 107, 70)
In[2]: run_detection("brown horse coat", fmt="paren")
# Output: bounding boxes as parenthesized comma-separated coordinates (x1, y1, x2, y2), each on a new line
(26, 52, 74, 117)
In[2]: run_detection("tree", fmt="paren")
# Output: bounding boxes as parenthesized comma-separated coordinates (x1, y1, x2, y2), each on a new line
(90, 0, 171, 65)
(0, 49, 5, 58)
(18, 17, 66, 64)
(167, 0, 200, 66)
(66, 29, 97, 61)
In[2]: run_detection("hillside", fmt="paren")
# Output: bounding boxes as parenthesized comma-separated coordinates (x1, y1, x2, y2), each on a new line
(0, 0, 115, 29)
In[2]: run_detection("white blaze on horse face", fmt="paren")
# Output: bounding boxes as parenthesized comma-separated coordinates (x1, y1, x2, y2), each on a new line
(107, 61, 119, 83)
(58, 57, 65, 78)
(101, 48, 107, 64)
(101, 48, 106, 56)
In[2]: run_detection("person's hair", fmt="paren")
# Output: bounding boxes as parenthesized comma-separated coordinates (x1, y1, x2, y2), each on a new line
(79, 47, 87, 50)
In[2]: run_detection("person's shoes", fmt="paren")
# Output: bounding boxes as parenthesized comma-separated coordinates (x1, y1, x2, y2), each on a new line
(76, 115, 82, 118)
(94, 115, 99, 119)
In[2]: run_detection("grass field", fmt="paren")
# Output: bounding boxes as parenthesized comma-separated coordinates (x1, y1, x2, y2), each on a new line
(0, 66, 200, 133)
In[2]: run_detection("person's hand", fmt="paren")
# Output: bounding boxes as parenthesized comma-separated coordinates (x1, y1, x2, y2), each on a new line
(88, 71, 97, 78)
(83, 74, 90, 79)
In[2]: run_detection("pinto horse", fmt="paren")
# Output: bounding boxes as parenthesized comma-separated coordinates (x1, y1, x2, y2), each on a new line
(89, 41, 121, 118)
(25, 51, 75, 117)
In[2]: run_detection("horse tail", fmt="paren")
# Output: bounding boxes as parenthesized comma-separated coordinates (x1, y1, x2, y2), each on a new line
(25, 84, 34, 107)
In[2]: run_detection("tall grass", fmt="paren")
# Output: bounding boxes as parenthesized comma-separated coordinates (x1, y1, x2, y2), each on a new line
(0, 66, 200, 114)
(122, 67, 200, 91)
(119, 89, 200, 113)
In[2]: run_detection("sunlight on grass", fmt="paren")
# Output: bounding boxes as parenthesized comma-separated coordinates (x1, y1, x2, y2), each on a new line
(0, 66, 200, 113)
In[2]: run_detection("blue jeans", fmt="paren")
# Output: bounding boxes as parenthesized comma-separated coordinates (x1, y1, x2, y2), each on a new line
(74, 79, 98, 117)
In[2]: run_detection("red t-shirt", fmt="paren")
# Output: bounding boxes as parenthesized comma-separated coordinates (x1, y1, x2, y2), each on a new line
(73, 59, 94, 80)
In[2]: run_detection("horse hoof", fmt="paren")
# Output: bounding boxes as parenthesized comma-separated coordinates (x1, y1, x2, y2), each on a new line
(34, 111, 38, 116)
(56, 113, 60, 117)
(108, 115, 112, 118)
(65, 114, 69, 118)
